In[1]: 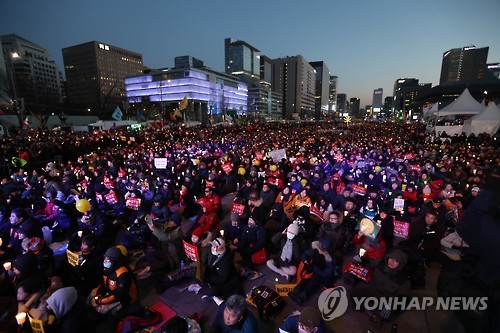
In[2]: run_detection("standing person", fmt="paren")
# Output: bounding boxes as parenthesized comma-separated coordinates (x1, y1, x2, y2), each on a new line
(210, 294, 258, 333)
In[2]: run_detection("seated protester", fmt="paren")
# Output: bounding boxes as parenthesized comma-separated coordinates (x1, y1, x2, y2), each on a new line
(319, 182, 337, 207)
(274, 185, 296, 223)
(91, 246, 155, 319)
(315, 211, 346, 269)
(439, 230, 470, 263)
(224, 213, 243, 249)
(409, 209, 445, 264)
(229, 215, 266, 272)
(259, 182, 277, 213)
(16, 275, 48, 317)
(188, 238, 243, 300)
(35, 189, 58, 226)
(352, 231, 387, 269)
(267, 222, 303, 282)
(21, 235, 54, 279)
(191, 197, 220, 236)
(8, 252, 40, 286)
(279, 306, 327, 333)
(373, 205, 395, 250)
(309, 197, 331, 225)
(7, 208, 38, 259)
(210, 294, 258, 333)
(359, 198, 378, 220)
(68, 209, 114, 253)
(146, 213, 184, 272)
(418, 196, 447, 228)
(288, 241, 335, 306)
(45, 286, 94, 333)
(118, 211, 152, 250)
(69, 234, 103, 298)
(203, 186, 223, 219)
(292, 189, 312, 215)
(150, 195, 170, 224)
(350, 249, 409, 325)
(244, 191, 267, 226)
(341, 197, 359, 254)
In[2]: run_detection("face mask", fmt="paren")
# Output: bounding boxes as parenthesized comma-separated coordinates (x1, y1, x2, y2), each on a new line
(211, 248, 219, 256)
(103, 262, 112, 269)
(286, 232, 296, 240)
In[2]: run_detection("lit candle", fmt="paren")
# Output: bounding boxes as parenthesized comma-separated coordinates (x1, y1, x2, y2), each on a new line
(15, 312, 26, 326)
(3, 262, 12, 271)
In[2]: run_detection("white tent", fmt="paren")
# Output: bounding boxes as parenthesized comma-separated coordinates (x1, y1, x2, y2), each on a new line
(463, 101, 500, 136)
(436, 88, 485, 117)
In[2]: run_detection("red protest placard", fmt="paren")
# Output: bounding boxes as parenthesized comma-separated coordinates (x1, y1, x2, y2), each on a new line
(343, 261, 373, 283)
(231, 202, 245, 216)
(222, 163, 232, 174)
(104, 191, 118, 205)
(352, 184, 367, 196)
(126, 197, 141, 210)
(183, 240, 199, 262)
(393, 220, 410, 238)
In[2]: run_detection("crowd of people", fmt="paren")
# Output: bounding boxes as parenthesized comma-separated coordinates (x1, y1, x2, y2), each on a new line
(0, 120, 498, 332)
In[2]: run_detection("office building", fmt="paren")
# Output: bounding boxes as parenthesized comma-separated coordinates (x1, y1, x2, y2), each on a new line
(350, 98, 360, 118)
(1, 34, 64, 108)
(225, 38, 260, 86)
(63, 41, 143, 113)
(125, 56, 247, 125)
(337, 93, 347, 115)
(439, 46, 488, 84)
(329, 75, 338, 115)
(372, 88, 383, 113)
(309, 61, 330, 120)
(272, 56, 315, 119)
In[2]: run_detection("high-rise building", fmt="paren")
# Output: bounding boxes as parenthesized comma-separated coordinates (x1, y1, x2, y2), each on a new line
(486, 63, 500, 80)
(439, 46, 489, 84)
(372, 88, 383, 113)
(309, 61, 330, 120)
(382, 96, 393, 118)
(329, 75, 338, 115)
(174, 55, 204, 69)
(272, 56, 315, 119)
(62, 41, 143, 114)
(224, 38, 260, 86)
(350, 98, 360, 118)
(1, 34, 64, 108)
(337, 93, 347, 115)
(259, 55, 273, 86)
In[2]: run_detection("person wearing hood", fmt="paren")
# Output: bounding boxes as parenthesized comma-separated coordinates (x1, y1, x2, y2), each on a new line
(45, 286, 93, 333)
(230, 215, 267, 272)
(351, 248, 409, 325)
(315, 211, 346, 268)
(267, 222, 303, 281)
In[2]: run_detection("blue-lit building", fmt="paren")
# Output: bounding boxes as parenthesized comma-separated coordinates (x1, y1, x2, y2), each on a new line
(124, 56, 247, 124)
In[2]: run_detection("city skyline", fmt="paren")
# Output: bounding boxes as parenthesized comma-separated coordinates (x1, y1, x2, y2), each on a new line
(2, 0, 499, 107)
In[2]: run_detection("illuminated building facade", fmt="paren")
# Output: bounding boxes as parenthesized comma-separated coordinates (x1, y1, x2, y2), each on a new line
(309, 61, 330, 120)
(125, 58, 247, 124)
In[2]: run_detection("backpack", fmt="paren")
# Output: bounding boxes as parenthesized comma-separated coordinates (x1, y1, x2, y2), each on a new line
(250, 285, 286, 320)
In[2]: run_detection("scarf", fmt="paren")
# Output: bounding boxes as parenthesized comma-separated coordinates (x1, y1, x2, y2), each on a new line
(280, 238, 294, 262)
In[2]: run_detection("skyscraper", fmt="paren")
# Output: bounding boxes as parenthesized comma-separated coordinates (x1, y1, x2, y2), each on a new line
(439, 46, 489, 84)
(272, 56, 315, 119)
(1, 34, 64, 108)
(372, 88, 383, 115)
(309, 61, 330, 120)
(63, 41, 143, 114)
(224, 38, 260, 86)
(329, 75, 338, 115)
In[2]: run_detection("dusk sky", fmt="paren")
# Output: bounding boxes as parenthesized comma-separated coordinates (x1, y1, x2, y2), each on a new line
(2, 0, 499, 107)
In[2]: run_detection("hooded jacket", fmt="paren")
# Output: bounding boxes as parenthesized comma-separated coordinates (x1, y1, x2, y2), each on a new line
(46, 286, 78, 320)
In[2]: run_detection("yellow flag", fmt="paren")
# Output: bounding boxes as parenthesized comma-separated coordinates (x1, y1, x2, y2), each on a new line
(179, 96, 188, 110)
